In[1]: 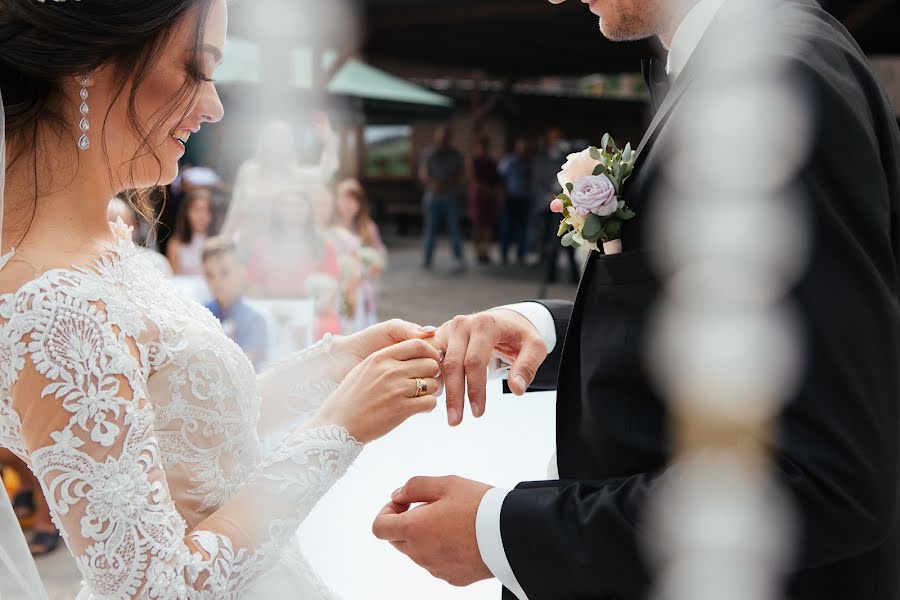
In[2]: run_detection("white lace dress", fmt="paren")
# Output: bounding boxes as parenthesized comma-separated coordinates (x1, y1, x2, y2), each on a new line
(0, 224, 359, 599)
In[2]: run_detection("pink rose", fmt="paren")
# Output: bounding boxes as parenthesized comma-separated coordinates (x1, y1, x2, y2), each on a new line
(571, 175, 617, 217)
(549, 198, 564, 213)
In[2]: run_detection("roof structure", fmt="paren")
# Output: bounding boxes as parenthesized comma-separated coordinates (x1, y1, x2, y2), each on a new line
(216, 38, 451, 108)
(357, 0, 900, 77)
(225, 0, 900, 80)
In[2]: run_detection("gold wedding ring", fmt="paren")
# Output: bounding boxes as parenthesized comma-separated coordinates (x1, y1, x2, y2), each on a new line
(414, 378, 428, 398)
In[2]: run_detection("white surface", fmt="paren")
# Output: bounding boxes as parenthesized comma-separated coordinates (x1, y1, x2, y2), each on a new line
(298, 382, 557, 600)
(1, 383, 557, 600)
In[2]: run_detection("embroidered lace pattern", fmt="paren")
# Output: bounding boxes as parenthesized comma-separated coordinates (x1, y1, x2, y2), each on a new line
(0, 225, 361, 598)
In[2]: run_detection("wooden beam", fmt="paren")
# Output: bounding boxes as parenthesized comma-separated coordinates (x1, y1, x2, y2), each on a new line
(365, 28, 643, 77)
(320, 48, 355, 87)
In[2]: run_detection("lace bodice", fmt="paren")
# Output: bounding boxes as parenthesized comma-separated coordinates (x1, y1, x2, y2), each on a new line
(0, 224, 360, 599)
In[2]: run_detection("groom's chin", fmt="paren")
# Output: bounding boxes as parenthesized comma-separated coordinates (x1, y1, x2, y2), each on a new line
(598, 17, 657, 43)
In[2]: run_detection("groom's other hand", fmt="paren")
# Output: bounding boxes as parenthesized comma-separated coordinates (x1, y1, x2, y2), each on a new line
(372, 476, 493, 586)
(436, 310, 546, 426)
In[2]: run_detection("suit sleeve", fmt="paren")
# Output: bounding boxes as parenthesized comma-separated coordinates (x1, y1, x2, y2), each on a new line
(497, 58, 900, 599)
(528, 300, 573, 391)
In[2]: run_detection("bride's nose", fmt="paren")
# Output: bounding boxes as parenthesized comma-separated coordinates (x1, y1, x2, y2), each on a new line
(197, 83, 225, 125)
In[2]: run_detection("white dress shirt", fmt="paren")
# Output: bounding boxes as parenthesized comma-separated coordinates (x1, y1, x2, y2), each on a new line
(476, 2, 727, 597)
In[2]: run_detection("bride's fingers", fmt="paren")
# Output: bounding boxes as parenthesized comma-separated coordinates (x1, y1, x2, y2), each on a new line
(381, 319, 435, 344)
(401, 394, 438, 416)
(395, 358, 441, 380)
(394, 376, 439, 398)
(379, 338, 442, 362)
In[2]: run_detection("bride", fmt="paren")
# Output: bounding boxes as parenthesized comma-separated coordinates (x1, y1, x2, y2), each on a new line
(0, 0, 442, 598)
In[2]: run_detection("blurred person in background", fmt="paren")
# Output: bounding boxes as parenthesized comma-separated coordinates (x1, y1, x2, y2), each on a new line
(498, 138, 532, 265)
(161, 161, 227, 254)
(532, 126, 578, 284)
(107, 196, 174, 277)
(468, 136, 502, 265)
(248, 186, 341, 340)
(336, 178, 385, 255)
(223, 114, 338, 259)
(202, 237, 269, 369)
(419, 125, 466, 271)
(314, 182, 368, 333)
(0, 449, 59, 557)
(336, 178, 386, 329)
(167, 188, 215, 275)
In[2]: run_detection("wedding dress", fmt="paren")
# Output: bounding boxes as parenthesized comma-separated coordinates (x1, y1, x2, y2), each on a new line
(0, 221, 359, 599)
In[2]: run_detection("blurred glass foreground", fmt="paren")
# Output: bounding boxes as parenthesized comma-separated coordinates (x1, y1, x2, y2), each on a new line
(647, 2, 811, 598)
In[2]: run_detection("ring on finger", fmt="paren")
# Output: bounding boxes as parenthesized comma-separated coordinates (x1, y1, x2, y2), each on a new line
(414, 378, 428, 398)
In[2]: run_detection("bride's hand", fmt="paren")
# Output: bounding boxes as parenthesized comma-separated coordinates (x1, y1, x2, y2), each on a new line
(312, 338, 442, 443)
(333, 320, 440, 378)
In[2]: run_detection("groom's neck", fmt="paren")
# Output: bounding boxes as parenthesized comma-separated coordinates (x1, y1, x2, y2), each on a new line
(658, 0, 702, 49)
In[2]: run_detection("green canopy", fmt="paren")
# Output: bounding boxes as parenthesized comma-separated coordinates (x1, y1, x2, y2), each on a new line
(216, 38, 451, 108)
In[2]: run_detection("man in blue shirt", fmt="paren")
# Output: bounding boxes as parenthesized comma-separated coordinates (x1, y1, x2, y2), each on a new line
(497, 138, 532, 264)
(419, 126, 466, 271)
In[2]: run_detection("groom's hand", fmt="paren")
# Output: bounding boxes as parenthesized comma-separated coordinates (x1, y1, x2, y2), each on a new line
(372, 476, 493, 587)
(436, 310, 547, 426)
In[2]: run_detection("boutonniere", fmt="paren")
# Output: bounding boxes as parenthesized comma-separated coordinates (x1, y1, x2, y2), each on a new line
(550, 134, 637, 255)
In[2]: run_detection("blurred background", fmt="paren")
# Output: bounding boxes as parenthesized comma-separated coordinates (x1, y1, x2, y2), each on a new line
(2, 0, 899, 597)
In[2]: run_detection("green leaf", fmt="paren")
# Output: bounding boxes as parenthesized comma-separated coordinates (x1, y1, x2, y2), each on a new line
(566, 182, 574, 193)
(557, 220, 570, 237)
(582, 214, 604, 241)
(605, 220, 622, 241)
(601, 133, 610, 152)
(622, 143, 632, 163)
(589, 146, 602, 161)
(592, 164, 605, 176)
(561, 231, 577, 247)
(558, 194, 572, 204)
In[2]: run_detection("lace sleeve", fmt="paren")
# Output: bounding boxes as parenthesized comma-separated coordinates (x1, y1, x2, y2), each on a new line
(9, 280, 362, 599)
(255, 335, 345, 442)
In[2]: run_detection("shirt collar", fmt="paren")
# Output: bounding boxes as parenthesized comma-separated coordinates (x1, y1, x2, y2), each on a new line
(666, 0, 728, 78)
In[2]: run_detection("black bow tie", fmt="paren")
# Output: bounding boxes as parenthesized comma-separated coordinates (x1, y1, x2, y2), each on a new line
(642, 58, 671, 114)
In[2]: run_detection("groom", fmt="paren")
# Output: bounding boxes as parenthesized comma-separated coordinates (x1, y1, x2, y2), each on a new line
(373, 0, 900, 598)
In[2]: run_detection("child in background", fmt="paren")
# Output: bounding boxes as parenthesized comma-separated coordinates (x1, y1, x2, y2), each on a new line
(336, 179, 386, 329)
(202, 237, 270, 369)
(168, 189, 215, 275)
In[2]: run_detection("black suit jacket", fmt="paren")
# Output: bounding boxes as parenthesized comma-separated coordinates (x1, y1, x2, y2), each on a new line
(500, 2, 900, 599)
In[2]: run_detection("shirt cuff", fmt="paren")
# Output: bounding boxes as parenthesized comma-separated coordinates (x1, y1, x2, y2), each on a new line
(476, 487, 530, 600)
(493, 302, 557, 354)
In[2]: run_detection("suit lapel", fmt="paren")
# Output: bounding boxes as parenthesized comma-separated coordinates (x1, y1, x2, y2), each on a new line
(632, 65, 697, 171)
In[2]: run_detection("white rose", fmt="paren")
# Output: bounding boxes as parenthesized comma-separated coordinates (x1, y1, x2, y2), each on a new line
(557, 148, 601, 191)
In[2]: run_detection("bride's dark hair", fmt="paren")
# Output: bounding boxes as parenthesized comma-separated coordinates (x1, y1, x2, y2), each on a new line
(0, 0, 216, 219)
